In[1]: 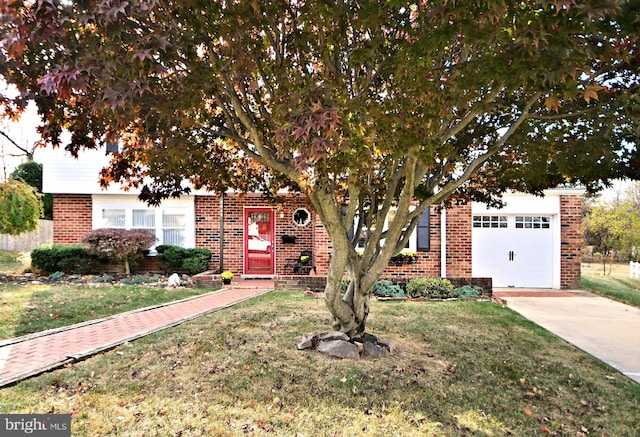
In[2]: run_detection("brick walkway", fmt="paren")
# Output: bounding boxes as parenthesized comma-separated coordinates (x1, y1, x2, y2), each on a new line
(0, 282, 273, 387)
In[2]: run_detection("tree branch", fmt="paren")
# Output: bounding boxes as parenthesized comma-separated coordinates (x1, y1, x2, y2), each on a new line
(431, 92, 542, 205)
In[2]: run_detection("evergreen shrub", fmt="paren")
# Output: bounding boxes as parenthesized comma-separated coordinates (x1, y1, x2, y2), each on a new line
(156, 245, 212, 274)
(31, 245, 98, 275)
(406, 277, 456, 299)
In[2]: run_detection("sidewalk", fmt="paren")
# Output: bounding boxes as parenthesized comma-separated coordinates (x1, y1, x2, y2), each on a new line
(494, 288, 640, 384)
(0, 280, 274, 387)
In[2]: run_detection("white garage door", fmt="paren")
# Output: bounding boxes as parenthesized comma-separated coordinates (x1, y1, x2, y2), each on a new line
(472, 215, 554, 288)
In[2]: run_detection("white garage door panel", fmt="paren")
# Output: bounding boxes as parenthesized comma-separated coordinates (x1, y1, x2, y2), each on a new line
(472, 215, 553, 288)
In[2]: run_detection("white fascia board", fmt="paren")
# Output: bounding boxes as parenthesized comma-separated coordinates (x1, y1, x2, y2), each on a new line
(472, 191, 564, 215)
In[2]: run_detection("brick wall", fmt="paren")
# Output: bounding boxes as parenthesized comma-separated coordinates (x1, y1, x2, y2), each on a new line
(381, 207, 442, 281)
(445, 202, 473, 277)
(560, 195, 583, 289)
(313, 202, 473, 282)
(52, 192, 476, 282)
(52, 194, 93, 245)
(194, 196, 222, 271)
(197, 194, 314, 277)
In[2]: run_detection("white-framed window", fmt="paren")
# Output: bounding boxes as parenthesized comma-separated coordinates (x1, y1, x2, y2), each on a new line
(92, 195, 195, 251)
(473, 215, 508, 228)
(515, 215, 551, 229)
(353, 207, 430, 253)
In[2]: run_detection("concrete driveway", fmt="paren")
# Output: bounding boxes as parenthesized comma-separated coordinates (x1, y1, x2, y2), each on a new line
(494, 289, 640, 384)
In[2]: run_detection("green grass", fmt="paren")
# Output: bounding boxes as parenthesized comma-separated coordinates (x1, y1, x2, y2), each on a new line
(1, 291, 638, 436)
(0, 283, 216, 340)
(580, 263, 640, 308)
(0, 249, 25, 273)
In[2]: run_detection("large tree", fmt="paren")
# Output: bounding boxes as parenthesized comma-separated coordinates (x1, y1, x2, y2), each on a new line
(1, 1, 638, 337)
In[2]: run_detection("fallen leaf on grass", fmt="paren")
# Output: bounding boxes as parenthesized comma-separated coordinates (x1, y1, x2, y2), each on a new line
(524, 407, 533, 415)
(540, 425, 556, 435)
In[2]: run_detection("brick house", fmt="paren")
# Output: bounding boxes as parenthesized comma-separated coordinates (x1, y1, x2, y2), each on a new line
(42, 147, 583, 289)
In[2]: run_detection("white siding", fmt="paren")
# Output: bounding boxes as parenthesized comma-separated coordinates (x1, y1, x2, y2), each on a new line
(41, 146, 127, 195)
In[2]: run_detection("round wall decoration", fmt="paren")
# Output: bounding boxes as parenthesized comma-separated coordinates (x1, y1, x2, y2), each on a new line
(292, 207, 311, 226)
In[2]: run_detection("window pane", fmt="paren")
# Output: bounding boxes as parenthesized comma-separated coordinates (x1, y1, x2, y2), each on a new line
(416, 208, 430, 252)
(162, 211, 186, 247)
(163, 212, 185, 228)
(102, 209, 125, 227)
(163, 229, 185, 246)
(133, 210, 155, 227)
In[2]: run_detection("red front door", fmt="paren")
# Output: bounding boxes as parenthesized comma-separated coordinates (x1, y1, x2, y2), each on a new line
(244, 208, 275, 275)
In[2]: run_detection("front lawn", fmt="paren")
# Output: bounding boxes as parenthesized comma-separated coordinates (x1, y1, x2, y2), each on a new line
(581, 262, 640, 308)
(0, 249, 25, 273)
(1, 291, 638, 436)
(0, 281, 215, 340)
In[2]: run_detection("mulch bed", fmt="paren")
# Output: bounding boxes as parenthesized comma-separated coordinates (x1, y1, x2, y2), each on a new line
(0, 272, 179, 287)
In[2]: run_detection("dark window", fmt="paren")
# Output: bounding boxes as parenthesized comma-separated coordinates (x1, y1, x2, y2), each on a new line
(106, 142, 119, 153)
(416, 208, 430, 252)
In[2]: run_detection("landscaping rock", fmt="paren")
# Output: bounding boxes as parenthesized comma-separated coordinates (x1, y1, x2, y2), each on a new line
(167, 273, 181, 288)
(362, 341, 387, 358)
(316, 339, 360, 359)
(297, 333, 318, 350)
(300, 331, 396, 360)
(377, 338, 397, 355)
(318, 331, 350, 342)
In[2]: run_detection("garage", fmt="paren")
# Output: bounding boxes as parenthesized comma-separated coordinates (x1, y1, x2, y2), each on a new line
(472, 214, 555, 288)
(471, 192, 565, 289)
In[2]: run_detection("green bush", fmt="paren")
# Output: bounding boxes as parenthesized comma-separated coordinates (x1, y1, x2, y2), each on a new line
(156, 245, 212, 274)
(406, 277, 456, 299)
(456, 285, 482, 299)
(372, 280, 406, 298)
(31, 245, 98, 275)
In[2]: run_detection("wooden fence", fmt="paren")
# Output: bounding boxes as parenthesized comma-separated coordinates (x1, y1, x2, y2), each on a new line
(0, 220, 53, 252)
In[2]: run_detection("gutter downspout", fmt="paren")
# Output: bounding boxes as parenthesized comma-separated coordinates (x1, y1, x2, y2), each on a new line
(440, 207, 447, 279)
(219, 193, 224, 274)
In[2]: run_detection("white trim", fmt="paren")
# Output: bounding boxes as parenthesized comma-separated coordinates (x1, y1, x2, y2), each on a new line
(441, 208, 447, 278)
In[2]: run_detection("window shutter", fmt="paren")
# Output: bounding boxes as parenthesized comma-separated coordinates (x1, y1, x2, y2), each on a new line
(416, 208, 430, 252)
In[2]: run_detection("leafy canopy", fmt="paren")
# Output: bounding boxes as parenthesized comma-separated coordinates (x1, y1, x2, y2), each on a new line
(0, 0, 637, 205)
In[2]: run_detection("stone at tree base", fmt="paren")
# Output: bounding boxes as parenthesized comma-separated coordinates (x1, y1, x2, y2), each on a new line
(376, 338, 397, 354)
(318, 331, 350, 342)
(297, 333, 318, 350)
(362, 341, 387, 358)
(316, 340, 360, 359)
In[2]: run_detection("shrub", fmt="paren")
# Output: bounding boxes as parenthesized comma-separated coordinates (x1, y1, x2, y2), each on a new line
(372, 280, 406, 298)
(406, 277, 456, 299)
(31, 245, 98, 275)
(81, 228, 157, 274)
(156, 245, 212, 274)
(120, 275, 151, 285)
(456, 285, 482, 299)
